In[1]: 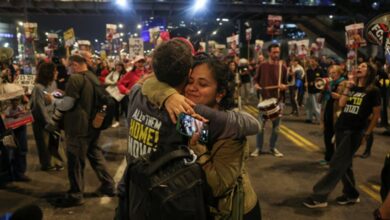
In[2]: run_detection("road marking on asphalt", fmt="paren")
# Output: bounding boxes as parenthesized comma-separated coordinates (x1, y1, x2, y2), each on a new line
(280, 125, 320, 151)
(242, 105, 320, 152)
(99, 157, 127, 205)
(244, 105, 382, 203)
(371, 184, 381, 192)
(359, 184, 381, 202)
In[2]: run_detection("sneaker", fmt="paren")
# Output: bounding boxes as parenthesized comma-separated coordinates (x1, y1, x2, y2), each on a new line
(336, 195, 360, 205)
(271, 148, 284, 157)
(250, 149, 260, 157)
(319, 160, 329, 166)
(111, 121, 120, 128)
(55, 165, 65, 171)
(41, 166, 57, 172)
(303, 197, 328, 208)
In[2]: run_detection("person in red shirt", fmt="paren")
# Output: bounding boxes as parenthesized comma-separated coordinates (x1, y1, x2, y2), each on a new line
(117, 56, 145, 116)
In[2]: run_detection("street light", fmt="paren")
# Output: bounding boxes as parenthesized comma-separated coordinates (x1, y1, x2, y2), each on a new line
(18, 21, 24, 26)
(137, 24, 142, 29)
(118, 23, 124, 29)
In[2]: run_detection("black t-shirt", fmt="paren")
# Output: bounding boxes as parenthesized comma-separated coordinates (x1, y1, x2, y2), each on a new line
(306, 67, 325, 94)
(336, 86, 381, 131)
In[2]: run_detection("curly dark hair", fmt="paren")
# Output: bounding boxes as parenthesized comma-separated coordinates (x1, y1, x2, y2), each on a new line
(152, 39, 193, 87)
(36, 62, 56, 86)
(193, 53, 235, 110)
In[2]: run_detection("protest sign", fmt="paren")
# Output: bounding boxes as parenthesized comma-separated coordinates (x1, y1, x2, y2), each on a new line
(129, 38, 144, 57)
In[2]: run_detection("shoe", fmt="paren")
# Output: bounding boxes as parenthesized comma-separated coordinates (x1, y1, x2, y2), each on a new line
(97, 185, 117, 197)
(336, 195, 360, 205)
(14, 174, 32, 182)
(271, 148, 284, 157)
(360, 152, 370, 159)
(41, 166, 57, 172)
(250, 149, 260, 157)
(319, 160, 329, 166)
(55, 165, 65, 171)
(55, 196, 85, 208)
(111, 121, 120, 128)
(304, 119, 313, 124)
(303, 197, 328, 208)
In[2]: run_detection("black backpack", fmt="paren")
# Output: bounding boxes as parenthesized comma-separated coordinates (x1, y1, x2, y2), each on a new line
(116, 147, 211, 220)
(84, 75, 115, 130)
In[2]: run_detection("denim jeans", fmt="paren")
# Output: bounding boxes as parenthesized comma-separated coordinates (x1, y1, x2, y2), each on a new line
(311, 130, 363, 202)
(255, 113, 281, 151)
(305, 93, 321, 121)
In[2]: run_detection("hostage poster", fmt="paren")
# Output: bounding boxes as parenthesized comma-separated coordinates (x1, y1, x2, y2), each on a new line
(267, 15, 282, 36)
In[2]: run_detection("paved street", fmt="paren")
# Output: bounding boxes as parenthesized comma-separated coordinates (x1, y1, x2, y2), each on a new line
(0, 104, 388, 220)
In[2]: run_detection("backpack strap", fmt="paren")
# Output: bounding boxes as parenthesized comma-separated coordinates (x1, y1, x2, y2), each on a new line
(146, 148, 191, 175)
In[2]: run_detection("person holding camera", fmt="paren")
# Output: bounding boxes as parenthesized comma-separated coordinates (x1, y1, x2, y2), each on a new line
(304, 62, 381, 208)
(30, 62, 65, 172)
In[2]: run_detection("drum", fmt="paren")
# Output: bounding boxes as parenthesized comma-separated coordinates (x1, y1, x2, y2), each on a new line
(257, 98, 281, 120)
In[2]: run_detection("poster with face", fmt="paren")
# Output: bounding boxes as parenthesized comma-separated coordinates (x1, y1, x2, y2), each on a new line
(47, 33, 59, 51)
(23, 22, 38, 40)
(255, 40, 264, 53)
(297, 39, 309, 58)
(149, 27, 161, 45)
(246, 28, 252, 41)
(129, 37, 144, 57)
(198, 42, 206, 53)
(78, 40, 91, 51)
(288, 40, 298, 56)
(345, 23, 367, 48)
(208, 40, 216, 55)
(226, 34, 239, 55)
(106, 24, 117, 41)
(267, 15, 282, 36)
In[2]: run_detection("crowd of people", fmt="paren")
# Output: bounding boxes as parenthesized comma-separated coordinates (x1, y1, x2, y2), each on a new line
(0, 35, 389, 219)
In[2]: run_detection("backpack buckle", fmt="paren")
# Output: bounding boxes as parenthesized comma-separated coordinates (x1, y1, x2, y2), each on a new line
(183, 149, 197, 165)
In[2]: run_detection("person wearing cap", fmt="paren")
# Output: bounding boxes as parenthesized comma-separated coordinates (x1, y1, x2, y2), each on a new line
(117, 55, 145, 116)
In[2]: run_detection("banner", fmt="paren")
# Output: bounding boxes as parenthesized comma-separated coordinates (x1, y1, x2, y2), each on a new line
(106, 24, 117, 41)
(14, 74, 36, 95)
(267, 15, 282, 36)
(245, 28, 252, 41)
(364, 12, 390, 45)
(64, 28, 76, 47)
(226, 34, 239, 55)
(345, 23, 367, 48)
(129, 37, 144, 57)
(23, 22, 38, 40)
(255, 40, 264, 53)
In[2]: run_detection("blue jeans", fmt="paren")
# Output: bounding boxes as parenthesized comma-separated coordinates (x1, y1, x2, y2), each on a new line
(305, 93, 321, 121)
(255, 113, 281, 151)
